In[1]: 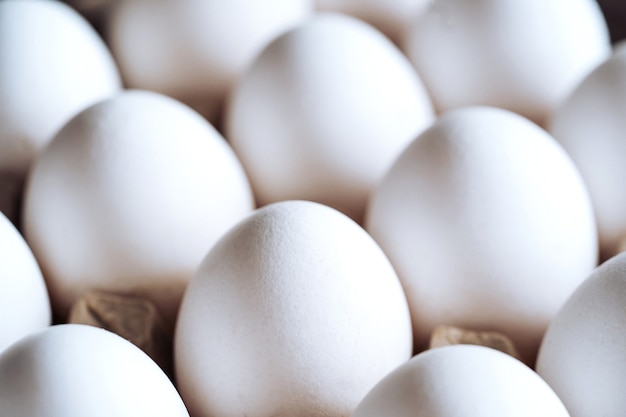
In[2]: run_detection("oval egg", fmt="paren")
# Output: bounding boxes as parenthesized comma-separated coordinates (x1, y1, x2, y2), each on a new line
(225, 13, 434, 223)
(0, 324, 189, 417)
(23, 90, 254, 328)
(353, 345, 569, 417)
(175, 200, 412, 417)
(366, 106, 598, 363)
(536, 251, 626, 417)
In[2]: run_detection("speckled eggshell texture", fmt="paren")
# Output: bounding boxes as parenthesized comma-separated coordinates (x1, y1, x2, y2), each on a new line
(0, 324, 190, 417)
(23, 90, 254, 328)
(0, 0, 121, 175)
(0, 211, 50, 354)
(225, 13, 434, 223)
(175, 200, 412, 417)
(536, 251, 626, 417)
(366, 106, 598, 363)
(353, 345, 570, 417)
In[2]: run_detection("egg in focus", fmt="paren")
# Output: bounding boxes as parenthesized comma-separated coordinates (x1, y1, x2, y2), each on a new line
(175, 200, 412, 417)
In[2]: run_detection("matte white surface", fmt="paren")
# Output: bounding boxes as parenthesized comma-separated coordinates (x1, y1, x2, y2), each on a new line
(366, 106, 598, 363)
(403, 0, 610, 125)
(109, 0, 312, 122)
(549, 52, 626, 259)
(537, 252, 626, 417)
(0, 0, 121, 175)
(23, 90, 254, 327)
(226, 13, 434, 223)
(175, 200, 412, 417)
(0, 212, 50, 354)
(0, 324, 189, 417)
(354, 345, 570, 417)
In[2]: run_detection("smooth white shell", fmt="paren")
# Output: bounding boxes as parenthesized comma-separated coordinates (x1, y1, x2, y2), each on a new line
(403, 0, 610, 125)
(0, 0, 121, 175)
(548, 52, 626, 259)
(536, 252, 626, 417)
(0, 324, 189, 417)
(226, 13, 434, 222)
(175, 200, 412, 417)
(0, 211, 50, 353)
(366, 106, 598, 363)
(23, 90, 254, 327)
(108, 0, 312, 122)
(353, 345, 570, 417)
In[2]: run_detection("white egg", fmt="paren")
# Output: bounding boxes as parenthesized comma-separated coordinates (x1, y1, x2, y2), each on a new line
(0, 0, 121, 176)
(403, 0, 610, 125)
(315, 0, 429, 45)
(23, 90, 254, 328)
(175, 200, 412, 417)
(225, 13, 434, 223)
(108, 0, 312, 122)
(366, 106, 598, 363)
(353, 345, 570, 417)
(548, 51, 626, 259)
(0, 211, 50, 353)
(0, 324, 189, 417)
(536, 252, 626, 417)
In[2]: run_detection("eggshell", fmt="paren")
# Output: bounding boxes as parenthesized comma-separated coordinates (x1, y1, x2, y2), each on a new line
(365, 106, 598, 363)
(108, 0, 312, 122)
(0, 211, 50, 353)
(315, 0, 429, 45)
(353, 345, 570, 417)
(403, 0, 610, 125)
(175, 200, 412, 417)
(23, 90, 254, 328)
(0, 324, 189, 417)
(0, 0, 121, 176)
(536, 252, 626, 417)
(548, 51, 626, 259)
(225, 13, 434, 223)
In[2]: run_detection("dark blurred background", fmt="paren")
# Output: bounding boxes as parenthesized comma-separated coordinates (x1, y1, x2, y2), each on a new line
(598, 0, 626, 43)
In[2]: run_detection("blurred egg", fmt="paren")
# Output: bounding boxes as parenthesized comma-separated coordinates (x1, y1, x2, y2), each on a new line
(548, 51, 626, 259)
(0, 324, 189, 417)
(366, 106, 598, 363)
(353, 345, 569, 417)
(0, 0, 121, 176)
(315, 0, 429, 45)
(536, 252, 626, 417)
(175, 200, 412, 417)
(403, 0, 610, 125)
(0, 211, 50, 353)
(23, 90, 254, 328)
(108, 0, 312, 122)
(225, 13, 434, 223)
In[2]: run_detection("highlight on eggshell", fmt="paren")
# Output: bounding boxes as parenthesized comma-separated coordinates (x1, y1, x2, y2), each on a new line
(0, 324, 190, 417)
(365, 106, 598, 364)
(536, 251, 626, 417)
(0, 211, 50, 354)
(107, 0, 313, 123)
(403, 0, 611, 125)
(225, 12, 434, 223)
(175, 200, 412, 417)
(352, 345, 570, 417)
(22, 89, 255, 329)
(548, 50, 626, 260)
(0, 0, 121, 177)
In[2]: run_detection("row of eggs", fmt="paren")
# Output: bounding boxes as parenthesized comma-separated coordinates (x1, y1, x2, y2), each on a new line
(1, 0, 626, 416)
